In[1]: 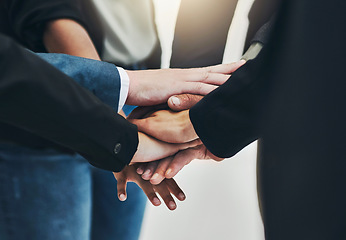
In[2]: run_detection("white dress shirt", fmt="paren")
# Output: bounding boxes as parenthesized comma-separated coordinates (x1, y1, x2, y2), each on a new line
(91, 0, 158, 65)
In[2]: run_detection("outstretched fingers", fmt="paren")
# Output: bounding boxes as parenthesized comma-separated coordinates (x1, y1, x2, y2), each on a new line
(141, 161, 158, 180)
(165, 178, 186, 201)
(165, 145, 207, 179)
(206, 60, 246, 74)
(150, 157, 173, 185)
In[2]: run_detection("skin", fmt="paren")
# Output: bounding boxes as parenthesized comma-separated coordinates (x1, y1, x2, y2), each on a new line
(131, 132, 202, 164)
(134, 93, 225, 185)
(44, 19, 101, 60)
(125, 61, 245, 106)
(42, 18, 245, 206)
(129, 110, 197, 144)
(113, 164, 186, 210)
(43, 18, 189, 209)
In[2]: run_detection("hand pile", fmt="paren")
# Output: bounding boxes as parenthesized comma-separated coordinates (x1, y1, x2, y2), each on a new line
(113, 61, 245, 210)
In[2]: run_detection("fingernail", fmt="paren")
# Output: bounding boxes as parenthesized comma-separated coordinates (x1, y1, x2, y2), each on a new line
(171, 96, 181, 106)
(239, 59, 246, 64)
(153, 197, 161, 206)
(137, 167, 143, 174)
(178, 193, 186, 200)
(119, 194, 126, 201)
(143, 169, 151, 176)
(165, 169, 172, 177)
(169, 201, 176, 210)
(151, 173, 159, 180)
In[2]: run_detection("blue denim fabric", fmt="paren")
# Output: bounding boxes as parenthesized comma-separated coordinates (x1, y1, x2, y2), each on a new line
(0, 144, 146, 240)
(91, 167, 146, 240)
(37, 53, 121, 111)
(0, 53, 146, 240)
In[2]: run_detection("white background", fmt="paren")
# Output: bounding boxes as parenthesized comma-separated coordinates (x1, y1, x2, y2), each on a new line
(140, 1, 264, 239)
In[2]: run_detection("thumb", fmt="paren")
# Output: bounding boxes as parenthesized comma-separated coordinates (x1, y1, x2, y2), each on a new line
(127, 118, 150, 134)
(168, 94, 203, 111)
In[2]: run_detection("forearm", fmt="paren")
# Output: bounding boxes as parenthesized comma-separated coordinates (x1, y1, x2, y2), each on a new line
(4, 0, 86, 51)
(42, 19, 129, 115)
(0, 35, 138, 171)
(43, 18, 100, 60)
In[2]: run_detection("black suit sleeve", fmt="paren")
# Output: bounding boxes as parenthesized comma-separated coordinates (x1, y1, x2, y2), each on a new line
(3, 0, 86, 51)
(190, 57, 265, 158)
(0, 35, 138, 172)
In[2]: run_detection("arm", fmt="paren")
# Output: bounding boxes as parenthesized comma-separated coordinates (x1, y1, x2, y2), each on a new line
(37, 53, 120, 111)
(0, 35, 138, 172)
(132, 58, 264, 183)
(43, 18, 100, 60)
(0, 35, 205, 173)
(4, 0, 86, 51)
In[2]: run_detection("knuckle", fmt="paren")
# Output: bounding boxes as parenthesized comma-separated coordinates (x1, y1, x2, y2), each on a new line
(203, 71, 210, 82)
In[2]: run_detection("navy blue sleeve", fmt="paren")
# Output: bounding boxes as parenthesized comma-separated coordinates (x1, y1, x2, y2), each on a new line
(37, 53, 120, 112)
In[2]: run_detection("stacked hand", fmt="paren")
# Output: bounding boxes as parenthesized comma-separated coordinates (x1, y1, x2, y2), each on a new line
(129, 109, 223, 184)
(113, 60, 245, 210)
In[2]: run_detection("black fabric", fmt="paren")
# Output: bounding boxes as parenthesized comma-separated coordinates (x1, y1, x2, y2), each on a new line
(250, 16, 276, 45)
(170, 0, 278, 68)
(245, 0, 280, 50)
(0, 0, 99, 154)
(0, 0, 86, 51)
(190, 0, 346, 238)
(170, 0, 239, 68)
(0, 35, 138, 172)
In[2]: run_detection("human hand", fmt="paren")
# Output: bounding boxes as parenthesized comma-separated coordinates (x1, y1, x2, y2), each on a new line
(113, 165, 186, 210)
(129, 110, 196, 144)
(130, 132, 201, 164)
(137, 145, 223, 185)
(168, 94, 203, 111)
(125, 60, 245, 106)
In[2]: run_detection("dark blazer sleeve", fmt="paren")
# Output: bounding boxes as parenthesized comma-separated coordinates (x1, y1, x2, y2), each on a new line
(3, 0, 86, 51)
(190, 0, 346, 161)
(0, 35, 138, 172)
(189, 57, 265, 158)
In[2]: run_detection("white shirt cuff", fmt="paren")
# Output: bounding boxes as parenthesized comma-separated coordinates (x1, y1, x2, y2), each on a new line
(116, 67, 130, 112)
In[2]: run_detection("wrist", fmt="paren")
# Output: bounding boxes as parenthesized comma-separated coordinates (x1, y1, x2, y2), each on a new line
(130, 132, 145, 164)
(125, 70, 138, 105)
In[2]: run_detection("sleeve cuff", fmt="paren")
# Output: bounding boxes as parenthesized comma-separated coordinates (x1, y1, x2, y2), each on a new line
(116, 67, 130, 112)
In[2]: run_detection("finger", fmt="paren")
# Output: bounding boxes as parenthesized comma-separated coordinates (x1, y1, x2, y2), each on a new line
(154, 182, 177, 211)
(199, 73, 231, 86)
(165, 178, 186, 201)
(150, 157, 173, 185)
(182, 82, 218, 96)
(204, 73, 231, 85)
(136, 163, 146, 175)
(113, 172, 128, 201)
(165, 146, 205, 179)
(138, 182, 162, 207)
(130, 173, 162, 207)
(141, 161, 159, 180)
(183, 70, 230, 85)
(128, 118, 150, 133)
(206, 60, 246, 74)
(168, 94, 203, 111)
